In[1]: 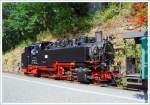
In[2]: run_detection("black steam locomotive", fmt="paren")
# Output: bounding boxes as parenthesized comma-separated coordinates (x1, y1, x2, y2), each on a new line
(21, 32, 115, 84)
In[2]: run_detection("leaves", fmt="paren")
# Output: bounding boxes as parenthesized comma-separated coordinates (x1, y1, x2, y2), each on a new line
(3, 3, 91, 53)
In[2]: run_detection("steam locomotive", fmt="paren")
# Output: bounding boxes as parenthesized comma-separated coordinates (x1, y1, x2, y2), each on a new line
(21, 31, 115, 84)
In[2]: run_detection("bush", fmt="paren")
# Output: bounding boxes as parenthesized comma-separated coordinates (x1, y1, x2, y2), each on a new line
(93, 3, 133, 25)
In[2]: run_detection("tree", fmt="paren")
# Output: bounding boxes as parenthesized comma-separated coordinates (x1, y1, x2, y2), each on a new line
(3, 3, 91, 53)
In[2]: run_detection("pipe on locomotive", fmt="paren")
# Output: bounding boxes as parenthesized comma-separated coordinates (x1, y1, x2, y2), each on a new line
(95, 31, 103, 49)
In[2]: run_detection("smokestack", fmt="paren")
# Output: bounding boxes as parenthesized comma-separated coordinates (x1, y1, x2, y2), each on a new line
(95, 31, 102, 42)
(95, 31, 102, 48)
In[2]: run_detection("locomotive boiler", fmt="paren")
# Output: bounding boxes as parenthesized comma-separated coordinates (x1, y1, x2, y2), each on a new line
(21, 31, 115, 84)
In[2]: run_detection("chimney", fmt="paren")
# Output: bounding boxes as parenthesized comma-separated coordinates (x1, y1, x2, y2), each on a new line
(95, 31, 102, 48)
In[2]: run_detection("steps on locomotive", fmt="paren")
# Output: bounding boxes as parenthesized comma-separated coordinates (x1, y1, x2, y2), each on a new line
(125, 74, 142, 90)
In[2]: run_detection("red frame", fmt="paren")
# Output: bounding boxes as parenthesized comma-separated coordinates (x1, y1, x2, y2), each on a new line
(22, 61, 113, 84)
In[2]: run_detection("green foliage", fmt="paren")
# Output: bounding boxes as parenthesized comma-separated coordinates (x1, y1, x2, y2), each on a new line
(16, 39, 32, 49)
(115, 51, 124, 58)
(125, 39, 141, 58)
(3, 2, 132, 53)
(116, 77, 127, 87)
(3, 3, 91, 53)
(93, 3, 133, 25)
(36, 31, 52, 41)
(93, 3, 119, 24)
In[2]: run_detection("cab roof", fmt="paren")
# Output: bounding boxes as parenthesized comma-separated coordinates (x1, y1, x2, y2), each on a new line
(122, 30, 148, 39)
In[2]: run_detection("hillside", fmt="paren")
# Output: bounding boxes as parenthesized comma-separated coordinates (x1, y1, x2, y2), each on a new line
(2, 9, 127, 72)
(2, 2, 147, 72)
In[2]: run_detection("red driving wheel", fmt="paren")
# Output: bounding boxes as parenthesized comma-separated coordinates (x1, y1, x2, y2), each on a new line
(92, 72, 101, 85)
